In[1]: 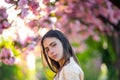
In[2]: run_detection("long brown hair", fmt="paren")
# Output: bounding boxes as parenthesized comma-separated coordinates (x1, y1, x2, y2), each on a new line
(41, 29, 79, 73)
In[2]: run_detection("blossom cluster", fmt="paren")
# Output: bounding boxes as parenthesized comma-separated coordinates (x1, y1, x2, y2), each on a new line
(0, 48, 15, 65)
(0, 6, 10, 33)
(5, 0, 39, 18)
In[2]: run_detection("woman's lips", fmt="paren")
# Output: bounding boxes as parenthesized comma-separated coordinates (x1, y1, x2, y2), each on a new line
(52, 54, 57, 59)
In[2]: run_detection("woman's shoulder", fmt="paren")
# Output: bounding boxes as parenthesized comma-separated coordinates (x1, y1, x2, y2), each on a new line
(57, 57, 84, 80)
(62, 57, 84, 74)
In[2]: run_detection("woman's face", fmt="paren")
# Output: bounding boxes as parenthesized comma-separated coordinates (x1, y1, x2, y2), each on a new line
(43, 37, 64, 62)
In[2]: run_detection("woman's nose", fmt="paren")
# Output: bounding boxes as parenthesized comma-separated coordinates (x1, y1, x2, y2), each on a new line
(49, 48, 54, 55)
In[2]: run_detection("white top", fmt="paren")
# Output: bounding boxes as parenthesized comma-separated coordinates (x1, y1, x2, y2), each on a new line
(54, 57, 84, 80)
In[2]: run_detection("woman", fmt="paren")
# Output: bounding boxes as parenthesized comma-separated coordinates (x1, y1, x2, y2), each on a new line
(41, 29, 84, 80)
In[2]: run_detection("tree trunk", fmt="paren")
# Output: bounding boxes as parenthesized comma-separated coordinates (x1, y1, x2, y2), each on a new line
(113, 34, 120, 80)
(108, 34, 120, 80)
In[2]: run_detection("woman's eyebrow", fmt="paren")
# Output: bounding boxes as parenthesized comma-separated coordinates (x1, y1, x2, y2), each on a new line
(44, 41, 55, 49)
(49, 41, 55, 46)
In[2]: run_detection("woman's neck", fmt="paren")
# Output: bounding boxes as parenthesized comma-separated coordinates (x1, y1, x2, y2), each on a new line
(58, 57, 70, 68)
(58, 57, 66, 67)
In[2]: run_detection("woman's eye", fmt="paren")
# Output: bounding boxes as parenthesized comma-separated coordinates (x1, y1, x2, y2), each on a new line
(51, 43, 56, 47)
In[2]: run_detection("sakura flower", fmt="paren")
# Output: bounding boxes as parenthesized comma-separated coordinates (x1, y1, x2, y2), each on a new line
(2, 20, 10, 28)
(18, 0, 28, 8)
(20, 8, 29, 18)
(0, 48, 15, 65)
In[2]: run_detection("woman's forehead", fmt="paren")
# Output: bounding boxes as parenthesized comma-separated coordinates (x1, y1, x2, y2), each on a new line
(43, 37, 59, 46)
(44, 37, 57, 42)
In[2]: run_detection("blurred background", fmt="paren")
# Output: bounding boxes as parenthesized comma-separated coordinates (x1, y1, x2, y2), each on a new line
(0, 0, 120, 80)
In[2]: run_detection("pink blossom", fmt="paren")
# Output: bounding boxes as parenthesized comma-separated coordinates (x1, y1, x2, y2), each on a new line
(2, 57, 15, 65)
(27, 41, 36, 50)
(0, 48, 15, 65)
(0, 6, 6, 13)
(5, 0, 15, 4)
(0, 24, 3, 33)
(0, 6, 10, 31)
(20, 8, 28, 18)
(93, 34, 100, 41)
(5, 0, 11, 3)
(43, 0, 50, 5)
(18, 0, 28, 8)
(88, 0, 96, 4)
(58, 14, 68, 26)
(0, 6, 8, 19)
(0, 16, 3, 22)
(3, 13, 8, 19)
(114, 10, 120, 19)
(28, 0, 39, 14)
(2, 20, 10, 28)
(85, 2, 94, 8)
(27, 20, 37, 28)
(64, 6, 73, 14)
(96, 0, 104, 4)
